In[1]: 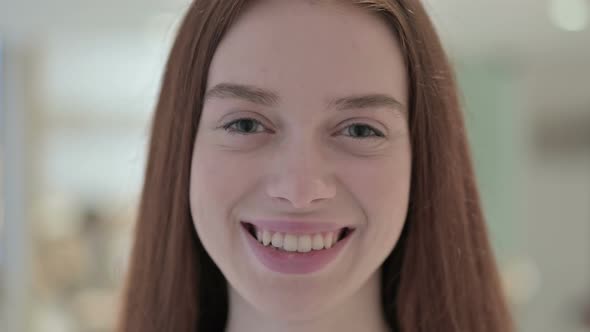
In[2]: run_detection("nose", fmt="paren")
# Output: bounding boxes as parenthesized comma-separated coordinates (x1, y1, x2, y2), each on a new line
(265, 140, 336, 210)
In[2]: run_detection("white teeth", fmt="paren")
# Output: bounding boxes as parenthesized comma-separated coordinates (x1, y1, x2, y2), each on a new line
(312, 233, 324, 250)
(251, 226, 348, 252)
(271, 232, 283, 248)
(324, 233, 334, 249)
(283, 234, 298, 252)
(262, 230, 271, 246)
(297, 235, 312, 253)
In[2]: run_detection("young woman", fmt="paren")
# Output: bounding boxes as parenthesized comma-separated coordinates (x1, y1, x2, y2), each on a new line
(117, 0, 514, 331)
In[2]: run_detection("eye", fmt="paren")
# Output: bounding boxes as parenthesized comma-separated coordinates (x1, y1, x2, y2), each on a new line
(221, 118, 385, 140)
(222, 118, 269, 135)
(340, 123, 385, 140)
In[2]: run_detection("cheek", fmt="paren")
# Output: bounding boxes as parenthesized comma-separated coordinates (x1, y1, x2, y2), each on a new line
(344, 154, 411, 244)
(346, 154, 411, 210)
(191, 148, 250, 209)
(189, 149, 247, 249)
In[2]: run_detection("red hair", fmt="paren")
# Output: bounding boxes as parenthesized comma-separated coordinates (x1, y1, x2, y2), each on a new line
(117, 1, 514, 331)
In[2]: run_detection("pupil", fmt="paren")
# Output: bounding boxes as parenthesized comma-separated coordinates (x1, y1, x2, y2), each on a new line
(351, 125, 369, 137)
(238, 120, 255, 132)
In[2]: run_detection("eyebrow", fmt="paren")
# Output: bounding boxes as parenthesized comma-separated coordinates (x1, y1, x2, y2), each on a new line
(205, 83, 405, 115)
(327, 94, 405, 116)
(205, 83, 279, 107)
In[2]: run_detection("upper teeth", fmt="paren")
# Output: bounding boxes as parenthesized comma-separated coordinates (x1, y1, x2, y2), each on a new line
(255, 229, 340, 252)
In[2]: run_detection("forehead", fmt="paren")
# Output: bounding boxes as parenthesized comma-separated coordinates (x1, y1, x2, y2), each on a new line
(206, 0, 408, 107)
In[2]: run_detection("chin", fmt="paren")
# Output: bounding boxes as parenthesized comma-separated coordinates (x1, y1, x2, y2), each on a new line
(245, 280, 345, 321)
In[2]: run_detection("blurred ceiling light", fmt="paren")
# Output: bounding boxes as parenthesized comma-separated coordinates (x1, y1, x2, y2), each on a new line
(548, 0, 589, 31)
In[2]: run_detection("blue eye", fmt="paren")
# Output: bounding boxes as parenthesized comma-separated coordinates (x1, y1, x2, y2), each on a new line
(221, 118, 385, 140)
(342, 123, 385, 140)
(222, 118, 268, 135)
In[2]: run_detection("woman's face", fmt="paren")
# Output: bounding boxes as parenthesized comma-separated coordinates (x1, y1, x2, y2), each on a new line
(189, 0, 411, 320)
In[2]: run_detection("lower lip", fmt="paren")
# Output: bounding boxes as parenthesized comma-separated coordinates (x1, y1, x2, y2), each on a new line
(240, 224, 354, 274)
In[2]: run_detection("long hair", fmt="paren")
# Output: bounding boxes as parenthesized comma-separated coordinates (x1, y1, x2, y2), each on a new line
(116, 0, 514, 331)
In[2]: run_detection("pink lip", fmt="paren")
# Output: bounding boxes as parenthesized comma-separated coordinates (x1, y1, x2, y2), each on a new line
(240, 222, 355, 274)
(242, 219, 352, 235)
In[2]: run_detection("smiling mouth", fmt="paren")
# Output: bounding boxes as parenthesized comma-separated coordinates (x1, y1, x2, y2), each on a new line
(241, 222, 355, 252)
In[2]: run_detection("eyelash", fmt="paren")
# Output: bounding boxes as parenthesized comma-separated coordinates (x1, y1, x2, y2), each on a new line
(221, 118, 385, 140)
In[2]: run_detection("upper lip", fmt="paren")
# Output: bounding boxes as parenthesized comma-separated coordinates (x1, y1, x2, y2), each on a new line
(241, 219, 354, 234)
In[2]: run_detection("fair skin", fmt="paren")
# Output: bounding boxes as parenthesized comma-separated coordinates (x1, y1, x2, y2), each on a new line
(189, 0, 411, 331)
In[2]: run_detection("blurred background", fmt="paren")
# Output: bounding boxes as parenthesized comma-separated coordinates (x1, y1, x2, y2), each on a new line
(0, 0, 588, 331)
